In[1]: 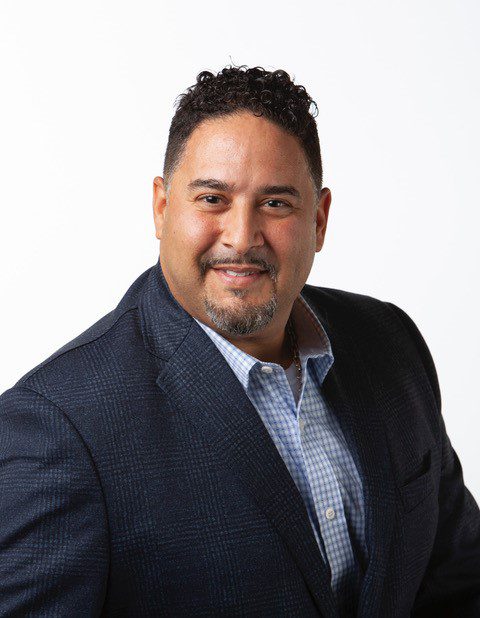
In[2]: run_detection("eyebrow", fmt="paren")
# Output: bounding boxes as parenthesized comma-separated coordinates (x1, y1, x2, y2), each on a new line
(187, 178, 301, 199)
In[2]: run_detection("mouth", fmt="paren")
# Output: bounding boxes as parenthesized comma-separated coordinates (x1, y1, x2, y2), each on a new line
(211, 266, 269, 287)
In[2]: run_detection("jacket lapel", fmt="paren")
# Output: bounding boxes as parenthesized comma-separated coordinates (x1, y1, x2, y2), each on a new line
(302, 288, 397, 617)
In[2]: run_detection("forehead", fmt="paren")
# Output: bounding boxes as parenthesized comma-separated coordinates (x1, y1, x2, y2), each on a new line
(175, 111, 312, 190)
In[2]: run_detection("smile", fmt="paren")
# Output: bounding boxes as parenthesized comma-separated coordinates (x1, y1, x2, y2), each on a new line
(212, 268, 268, 286)
(223, 269, 258, 277)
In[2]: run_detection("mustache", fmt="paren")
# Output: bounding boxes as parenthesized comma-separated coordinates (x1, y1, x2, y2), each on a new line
(200, 256, 277, 278)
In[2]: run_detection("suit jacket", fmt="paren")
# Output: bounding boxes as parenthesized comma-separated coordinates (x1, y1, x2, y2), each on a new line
(1, 258, 479, 617)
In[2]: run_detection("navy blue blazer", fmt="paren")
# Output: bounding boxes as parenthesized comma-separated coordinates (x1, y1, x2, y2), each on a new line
(1, 259, 479, 617)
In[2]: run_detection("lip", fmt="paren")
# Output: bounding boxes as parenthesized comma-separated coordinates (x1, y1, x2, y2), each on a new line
(212, 268, 268, 286)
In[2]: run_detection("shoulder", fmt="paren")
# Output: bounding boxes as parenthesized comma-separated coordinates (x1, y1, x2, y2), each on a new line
(301, 282, 399, 327)
(303, 281, 390, 309)
(302, 280, 427, 344)
(302, 281, 417, 327)
(301, 282, 441, 411)
(3, 265, 156, 411)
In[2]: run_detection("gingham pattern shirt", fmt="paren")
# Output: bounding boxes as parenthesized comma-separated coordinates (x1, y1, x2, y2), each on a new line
(195, 294, 367, 610)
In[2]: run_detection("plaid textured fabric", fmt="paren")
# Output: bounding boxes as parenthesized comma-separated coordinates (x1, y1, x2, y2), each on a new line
(195, 294, 367, 612)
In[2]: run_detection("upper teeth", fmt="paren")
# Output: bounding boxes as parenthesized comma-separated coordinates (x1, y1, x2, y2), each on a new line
(224, 270, 257, 277)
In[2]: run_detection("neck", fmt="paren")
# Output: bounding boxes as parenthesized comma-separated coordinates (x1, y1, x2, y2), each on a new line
(207, 316, 295, 369)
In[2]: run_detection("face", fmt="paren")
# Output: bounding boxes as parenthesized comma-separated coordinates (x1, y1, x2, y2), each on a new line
(153, 110, 331, 339)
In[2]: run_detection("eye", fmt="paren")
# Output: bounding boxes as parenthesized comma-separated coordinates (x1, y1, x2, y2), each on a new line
(200, 195, 223, 205)
(264, 199, 289, 208)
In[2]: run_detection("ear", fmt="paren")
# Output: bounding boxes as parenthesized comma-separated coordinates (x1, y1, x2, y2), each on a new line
(152, 176, 168, 240)
(315, 187, 331, 252)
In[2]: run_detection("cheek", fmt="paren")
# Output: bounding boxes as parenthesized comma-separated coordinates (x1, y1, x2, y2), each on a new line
(273, 225, 315, 278)
(185, 219, 219, 261)
(272, 223, 310, 259)
(166, 215, 218, 260)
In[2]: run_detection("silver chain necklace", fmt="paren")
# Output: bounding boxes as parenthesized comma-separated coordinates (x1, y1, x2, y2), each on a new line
(286, 316, 302, 392)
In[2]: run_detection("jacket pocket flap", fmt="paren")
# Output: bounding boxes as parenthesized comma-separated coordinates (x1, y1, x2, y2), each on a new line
(400, 451, 434, 513)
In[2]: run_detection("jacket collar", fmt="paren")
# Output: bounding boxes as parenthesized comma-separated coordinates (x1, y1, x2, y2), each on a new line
(138, 257, 194, 361)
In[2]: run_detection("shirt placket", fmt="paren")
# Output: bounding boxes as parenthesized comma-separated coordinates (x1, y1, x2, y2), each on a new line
(297, 371, 357, 593)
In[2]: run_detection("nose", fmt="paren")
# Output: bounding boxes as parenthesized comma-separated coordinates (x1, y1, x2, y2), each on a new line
(220, 201, 264, 255)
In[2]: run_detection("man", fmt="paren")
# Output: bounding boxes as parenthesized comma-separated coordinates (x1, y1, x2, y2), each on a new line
(0, 66, 479, 617)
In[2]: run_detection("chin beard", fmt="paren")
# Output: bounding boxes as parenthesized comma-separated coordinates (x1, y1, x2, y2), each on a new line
(203, 292, 278, 336)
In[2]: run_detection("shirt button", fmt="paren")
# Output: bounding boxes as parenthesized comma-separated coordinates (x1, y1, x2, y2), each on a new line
(325, 507, 336, 521)
(299, 418, 306, 431)
(261, 365, 273, 374)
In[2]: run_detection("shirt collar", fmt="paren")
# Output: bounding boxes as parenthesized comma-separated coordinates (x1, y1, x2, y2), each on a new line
(293, 293, 335, 385)
(194, 292, 334, 391)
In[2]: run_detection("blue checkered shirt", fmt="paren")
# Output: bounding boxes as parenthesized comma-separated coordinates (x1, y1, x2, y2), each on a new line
(194, 293, 367, 610)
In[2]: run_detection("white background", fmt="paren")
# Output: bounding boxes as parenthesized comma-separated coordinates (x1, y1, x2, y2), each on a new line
(1, 1, 479, 501)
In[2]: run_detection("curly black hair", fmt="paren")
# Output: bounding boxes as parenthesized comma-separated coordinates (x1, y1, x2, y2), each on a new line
(162, 65, 323, 199)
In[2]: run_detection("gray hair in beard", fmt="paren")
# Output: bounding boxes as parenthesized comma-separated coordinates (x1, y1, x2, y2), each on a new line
(203, 291, 278, 336)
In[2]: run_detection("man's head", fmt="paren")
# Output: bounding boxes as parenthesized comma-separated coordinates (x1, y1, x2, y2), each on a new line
(153, 65, 331, 339)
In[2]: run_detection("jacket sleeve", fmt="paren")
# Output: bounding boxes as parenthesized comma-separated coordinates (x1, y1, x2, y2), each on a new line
(0, 386, 109, 617)
(385, 302, 480, 617)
